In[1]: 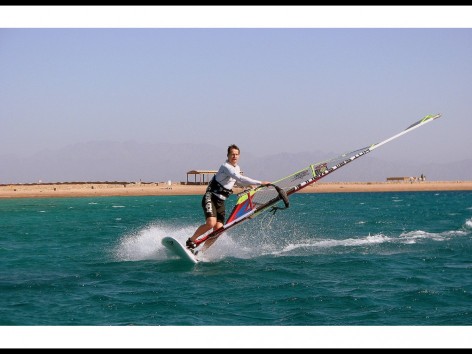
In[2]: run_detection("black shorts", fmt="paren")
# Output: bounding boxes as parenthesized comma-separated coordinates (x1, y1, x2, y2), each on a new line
(201, 192, 226, 224)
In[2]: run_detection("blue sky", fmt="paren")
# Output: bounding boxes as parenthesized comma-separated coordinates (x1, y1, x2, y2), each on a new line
(1, 7, 471, 167)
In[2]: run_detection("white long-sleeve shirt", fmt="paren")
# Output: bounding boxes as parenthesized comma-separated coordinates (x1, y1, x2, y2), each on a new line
(211, 161, 261, 200)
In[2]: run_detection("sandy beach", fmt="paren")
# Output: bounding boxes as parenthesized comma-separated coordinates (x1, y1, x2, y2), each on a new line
(1, 180, 471, 199)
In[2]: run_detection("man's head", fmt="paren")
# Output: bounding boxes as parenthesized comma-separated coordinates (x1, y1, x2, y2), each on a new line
(227, 144, 240, 166)
(227, 144, 240, 156)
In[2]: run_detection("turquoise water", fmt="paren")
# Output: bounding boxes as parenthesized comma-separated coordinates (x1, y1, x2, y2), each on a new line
(1, 191, 472, 346)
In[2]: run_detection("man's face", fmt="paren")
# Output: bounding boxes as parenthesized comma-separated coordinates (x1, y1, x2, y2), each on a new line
(228, 149, 240, 166)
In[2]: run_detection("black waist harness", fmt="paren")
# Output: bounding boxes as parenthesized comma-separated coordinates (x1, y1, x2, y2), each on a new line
(207, 177, 233, 198)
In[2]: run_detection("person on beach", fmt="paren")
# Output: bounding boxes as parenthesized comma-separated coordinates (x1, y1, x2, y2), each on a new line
(186, 144, 270, 252)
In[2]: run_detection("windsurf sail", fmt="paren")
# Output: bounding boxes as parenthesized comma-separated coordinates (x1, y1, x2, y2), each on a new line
(194, 113, 442, 250)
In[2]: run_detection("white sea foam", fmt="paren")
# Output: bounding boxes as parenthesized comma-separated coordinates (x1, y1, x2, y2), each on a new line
(465, 217, 472, 229)
(274, 233, 392, 255)
(114, 223, 190, 261)
(400, 230, 445, 242)
(113, 222, 238, 263)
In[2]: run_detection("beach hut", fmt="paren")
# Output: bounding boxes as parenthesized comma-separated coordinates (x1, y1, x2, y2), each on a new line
(186, 170, 217, 185)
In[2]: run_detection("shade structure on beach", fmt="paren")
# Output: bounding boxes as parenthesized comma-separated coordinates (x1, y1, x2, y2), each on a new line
(186, 170, 217, 185)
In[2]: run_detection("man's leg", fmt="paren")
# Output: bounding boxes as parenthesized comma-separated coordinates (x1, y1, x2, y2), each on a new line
(187, 216, 217, 249)
(200, 221, 224, 251)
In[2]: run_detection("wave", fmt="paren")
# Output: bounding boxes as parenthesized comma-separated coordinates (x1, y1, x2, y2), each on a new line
(112, 215, 472, 263)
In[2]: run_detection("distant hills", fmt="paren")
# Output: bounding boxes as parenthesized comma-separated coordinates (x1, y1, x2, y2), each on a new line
(1, 141, 471, 184)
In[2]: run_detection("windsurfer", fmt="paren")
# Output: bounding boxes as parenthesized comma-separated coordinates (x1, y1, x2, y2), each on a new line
(186, 144, 270, 251)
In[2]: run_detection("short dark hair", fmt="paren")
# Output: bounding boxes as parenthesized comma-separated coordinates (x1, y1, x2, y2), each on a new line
(227, 144, 240, 156)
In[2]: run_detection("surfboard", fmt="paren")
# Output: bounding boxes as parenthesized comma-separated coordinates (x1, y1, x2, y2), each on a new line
(161, 236, 199, 264)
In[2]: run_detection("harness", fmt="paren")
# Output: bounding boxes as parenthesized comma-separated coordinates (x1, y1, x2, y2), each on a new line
(207, 176, 233, 198)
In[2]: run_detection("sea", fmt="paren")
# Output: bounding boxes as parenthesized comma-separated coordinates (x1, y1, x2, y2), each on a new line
(1, 191, 472, 348)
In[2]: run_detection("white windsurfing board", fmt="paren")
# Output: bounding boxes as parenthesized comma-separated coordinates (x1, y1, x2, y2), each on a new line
(161, 236, 199, 264)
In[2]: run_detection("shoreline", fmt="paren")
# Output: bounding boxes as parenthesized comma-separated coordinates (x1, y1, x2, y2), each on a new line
(1, 180, 471, 199)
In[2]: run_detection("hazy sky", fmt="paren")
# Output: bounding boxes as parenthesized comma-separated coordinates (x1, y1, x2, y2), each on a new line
(1, 7, 471, 166)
